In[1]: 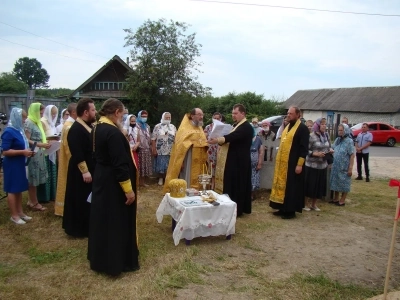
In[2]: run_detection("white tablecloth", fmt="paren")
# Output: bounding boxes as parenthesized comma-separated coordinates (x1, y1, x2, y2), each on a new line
(156, 191, 237, 245)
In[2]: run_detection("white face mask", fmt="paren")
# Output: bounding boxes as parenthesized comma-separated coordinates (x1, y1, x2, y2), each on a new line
(141, 117, 148, 122)
(263, 126, 269, 131)
(162, 120, 171, 125)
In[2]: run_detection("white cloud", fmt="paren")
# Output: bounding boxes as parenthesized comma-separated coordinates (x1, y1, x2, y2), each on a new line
(1, 0, 400, 96)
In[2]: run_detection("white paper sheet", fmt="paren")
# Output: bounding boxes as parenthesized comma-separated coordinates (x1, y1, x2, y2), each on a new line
(209, 119, 233, 139)
(44, 141, 61, 155)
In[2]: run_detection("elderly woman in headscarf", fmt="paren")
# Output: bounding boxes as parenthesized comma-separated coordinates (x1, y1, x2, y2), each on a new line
(37, 105, 59, 203)
(260, 120, 275, 161)
(303, 117, 333, 211)
(151, 112, 177, 186)
(136, 110, 152, 186)
(250, 127, 264, 201)
(122, 114, 140, 169)
(56, 108, 69, 135)
(329, 124, 355, 206)
(1, 108, 35, 224)
(24, 103, 50, 211)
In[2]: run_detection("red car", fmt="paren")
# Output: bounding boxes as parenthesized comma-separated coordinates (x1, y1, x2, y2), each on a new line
(351, 122, 400, 147)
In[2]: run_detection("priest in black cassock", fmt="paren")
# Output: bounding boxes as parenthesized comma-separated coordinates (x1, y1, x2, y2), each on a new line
(209, 103, 253, 216)
(62, 98, 96, 237)
(88, 98, 139, 276)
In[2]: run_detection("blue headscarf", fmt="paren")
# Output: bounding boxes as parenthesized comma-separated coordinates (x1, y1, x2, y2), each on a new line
(136, 110, 148, 130)
(341, 123, 351, 138)
(9, 107, 29, 149)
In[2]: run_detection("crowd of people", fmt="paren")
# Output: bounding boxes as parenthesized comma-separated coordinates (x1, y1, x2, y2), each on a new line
(1, 99, 373, 275)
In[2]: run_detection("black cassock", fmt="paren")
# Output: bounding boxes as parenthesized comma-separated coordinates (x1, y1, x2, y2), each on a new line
(88, 122, 139, 276)
(62, 120, 94, 237)
(223, 121, 253, 216)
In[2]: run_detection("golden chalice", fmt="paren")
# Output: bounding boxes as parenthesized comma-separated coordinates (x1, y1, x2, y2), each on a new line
(198, 174, 212, 195)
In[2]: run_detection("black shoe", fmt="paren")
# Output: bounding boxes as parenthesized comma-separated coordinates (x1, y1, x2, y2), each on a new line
(281, 213, 296, 219)
(366, 177, 370, 182)
(355, 176, 363, 180)
(272, 210, 284, 216)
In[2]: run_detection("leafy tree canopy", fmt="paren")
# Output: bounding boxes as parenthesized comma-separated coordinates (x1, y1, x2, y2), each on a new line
(0, 72, 28, 94)
(35, 88, 74, 97)
(123, 18, 211, 124)
(198, 92, 286, 125)
(13, 57, 50, 89)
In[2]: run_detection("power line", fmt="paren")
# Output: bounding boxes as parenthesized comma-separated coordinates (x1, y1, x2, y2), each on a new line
(0, 37, 102, 63)
(0, 21, 110, 59)
(190, 0, 400, 17)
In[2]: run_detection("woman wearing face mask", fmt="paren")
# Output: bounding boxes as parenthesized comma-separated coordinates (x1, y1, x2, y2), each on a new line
(137, 110, 152, 186)
(151, 112, 177, 186)
(2, 108, 35, 224)
(123, 114, 140, 171)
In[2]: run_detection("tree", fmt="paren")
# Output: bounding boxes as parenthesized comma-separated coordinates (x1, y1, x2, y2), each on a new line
(0, 72, 28, 93)
(13, 57, 50, 89)
(123, 19, 210, 124)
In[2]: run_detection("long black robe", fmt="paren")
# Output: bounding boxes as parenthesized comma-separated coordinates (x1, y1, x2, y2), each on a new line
(223, 120, 253, 216)
(62, 120, 94, 237)
(269, 121, 309, 213)
(88, 122, 139, 276)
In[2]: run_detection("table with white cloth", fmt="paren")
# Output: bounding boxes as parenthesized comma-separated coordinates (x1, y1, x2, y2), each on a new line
(156, 191, 237, 246)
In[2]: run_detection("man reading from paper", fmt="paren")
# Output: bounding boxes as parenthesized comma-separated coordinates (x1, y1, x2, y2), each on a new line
(209, 104, 253, 216)
(163, 108, 208, 192)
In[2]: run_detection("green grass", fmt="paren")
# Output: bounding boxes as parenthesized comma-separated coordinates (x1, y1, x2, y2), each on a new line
(0, 178, 397, 299)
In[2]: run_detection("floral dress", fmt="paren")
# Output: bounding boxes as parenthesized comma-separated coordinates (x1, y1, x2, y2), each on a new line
(137, 124, 152, 177)
(151, 123, 176, 174)
(250, 136, 263, 191)
(204, 124, 218, 175)
(330, 136, 354, 193)
(25, 119, 48, 186)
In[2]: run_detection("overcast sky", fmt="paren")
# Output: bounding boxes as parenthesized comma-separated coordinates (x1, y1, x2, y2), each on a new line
(1, 0, 400, 99)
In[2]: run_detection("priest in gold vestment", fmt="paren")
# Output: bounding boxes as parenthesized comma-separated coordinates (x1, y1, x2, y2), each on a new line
(54, 103, 77, 216)
(163, 108, 208, 192)
(269, 106, 309, 219)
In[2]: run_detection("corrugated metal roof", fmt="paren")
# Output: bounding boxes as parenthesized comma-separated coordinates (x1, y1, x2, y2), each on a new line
(284, 86, 400, 113)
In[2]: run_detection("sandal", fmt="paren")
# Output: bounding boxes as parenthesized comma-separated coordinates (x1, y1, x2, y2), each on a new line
(335, 202, 345, 206)
(27, 202, 47, 211)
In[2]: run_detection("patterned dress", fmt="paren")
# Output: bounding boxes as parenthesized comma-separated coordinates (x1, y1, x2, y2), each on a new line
(250, 136, 263, 191)
(37, 118, 58, 203)
(330, 136, 354, 193)
(137, 124, 152, 177)
(204, 124, 218, 175)
(152, 123, 176, 174)
(24, 119, 48, 186)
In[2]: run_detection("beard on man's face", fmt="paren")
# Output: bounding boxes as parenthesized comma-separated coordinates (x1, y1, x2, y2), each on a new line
(193, 120, 203, 127)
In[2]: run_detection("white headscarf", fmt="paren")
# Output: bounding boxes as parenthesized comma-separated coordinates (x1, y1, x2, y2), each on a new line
(123, 114, 135, 131)
(42, 105, 58, 135)
(60, 108, 67, 126)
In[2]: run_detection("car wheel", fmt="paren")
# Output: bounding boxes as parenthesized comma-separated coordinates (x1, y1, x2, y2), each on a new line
(386, 137, 396, 147)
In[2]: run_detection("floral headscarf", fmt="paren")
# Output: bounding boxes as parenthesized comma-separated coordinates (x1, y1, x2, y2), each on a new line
(28, 102, 46, 143)
(312, 117, 328, 143)
(9, 107, 29, 149)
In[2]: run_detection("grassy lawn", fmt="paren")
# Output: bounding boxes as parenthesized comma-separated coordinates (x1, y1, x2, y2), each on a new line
(0, 178, 399, 299)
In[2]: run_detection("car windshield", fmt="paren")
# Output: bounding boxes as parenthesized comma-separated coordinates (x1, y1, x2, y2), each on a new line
(265, 116, 282, 122)
(351, 123, 363, 130)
